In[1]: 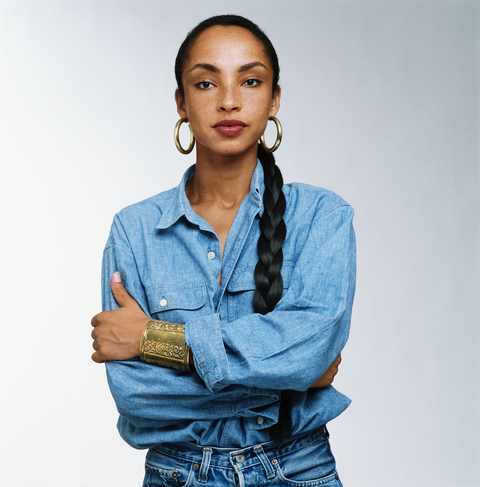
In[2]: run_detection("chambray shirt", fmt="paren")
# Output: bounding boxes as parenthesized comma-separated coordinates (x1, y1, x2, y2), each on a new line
(102, 162, 356, 450)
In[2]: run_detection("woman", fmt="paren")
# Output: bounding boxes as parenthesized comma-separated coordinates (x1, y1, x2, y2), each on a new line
(91, 15, 355, 487)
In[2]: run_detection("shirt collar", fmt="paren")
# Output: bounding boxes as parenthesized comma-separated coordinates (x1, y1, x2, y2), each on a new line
(155, 161, 264, 230)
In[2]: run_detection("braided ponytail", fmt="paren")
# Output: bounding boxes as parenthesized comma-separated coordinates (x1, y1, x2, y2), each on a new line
(255, 144, 292, 444)
(253, 145, 286, 314)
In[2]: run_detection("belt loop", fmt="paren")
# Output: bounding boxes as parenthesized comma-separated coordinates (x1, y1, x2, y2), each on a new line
(198, 447, 212, 483)
(253, 445, 275, 479)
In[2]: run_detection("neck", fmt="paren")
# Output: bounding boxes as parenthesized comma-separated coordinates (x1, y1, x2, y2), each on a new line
(186, 145, 258, 208)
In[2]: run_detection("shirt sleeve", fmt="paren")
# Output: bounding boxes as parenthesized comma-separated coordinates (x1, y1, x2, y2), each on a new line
(102, 216, 280, 429)
(186, 202, 356, 393)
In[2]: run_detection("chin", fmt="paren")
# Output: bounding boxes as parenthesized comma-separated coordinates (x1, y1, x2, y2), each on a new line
(200, 139, 258, 159)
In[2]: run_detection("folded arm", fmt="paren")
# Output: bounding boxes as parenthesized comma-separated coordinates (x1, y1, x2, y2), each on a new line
(92, 202, 354, 423)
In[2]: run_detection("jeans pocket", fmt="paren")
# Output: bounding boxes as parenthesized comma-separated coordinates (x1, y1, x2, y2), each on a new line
(273, 435, 341, 486)
(143, 449, 193, 487)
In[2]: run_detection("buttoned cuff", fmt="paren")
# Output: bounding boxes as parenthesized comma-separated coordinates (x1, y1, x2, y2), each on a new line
(185, 313, 230, 393)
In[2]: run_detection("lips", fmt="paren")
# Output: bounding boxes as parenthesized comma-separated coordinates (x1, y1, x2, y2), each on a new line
(213, 119, 247, 136)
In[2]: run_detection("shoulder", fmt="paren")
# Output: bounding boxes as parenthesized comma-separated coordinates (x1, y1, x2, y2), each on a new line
(117, 188, 177, 217)
(283, 182, 353, 223)
(105, 187, 177, 248)
(115, 187, 176, 222)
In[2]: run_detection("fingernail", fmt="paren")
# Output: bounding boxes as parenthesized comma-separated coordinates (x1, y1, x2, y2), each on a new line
(113, 272, 122, 283)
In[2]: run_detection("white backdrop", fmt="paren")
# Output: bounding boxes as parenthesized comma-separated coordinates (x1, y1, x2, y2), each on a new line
(1, 1, 478, 486)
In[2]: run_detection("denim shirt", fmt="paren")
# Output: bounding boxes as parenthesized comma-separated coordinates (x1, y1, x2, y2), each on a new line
(102, 162, 356, 450)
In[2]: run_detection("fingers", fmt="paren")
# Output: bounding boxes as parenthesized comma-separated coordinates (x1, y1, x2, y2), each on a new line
(329, 355, 342, 377)
(308, 355, 343, 389)
(90, 289, 148, 363)
(110, 272, 137, 308)
(91, 329, 103, 362)
(91, 351, 104, 363)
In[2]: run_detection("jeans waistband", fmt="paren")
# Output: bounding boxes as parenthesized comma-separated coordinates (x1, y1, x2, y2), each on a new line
(147, 425, 329, 479)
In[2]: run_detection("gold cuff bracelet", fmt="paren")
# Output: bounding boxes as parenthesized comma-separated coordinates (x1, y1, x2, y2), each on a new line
(140, 320, 191, 372)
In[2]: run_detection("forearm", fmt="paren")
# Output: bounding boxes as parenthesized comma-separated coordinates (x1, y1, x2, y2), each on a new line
(188, 304, 352, 393)
(106, 359, 279, 427)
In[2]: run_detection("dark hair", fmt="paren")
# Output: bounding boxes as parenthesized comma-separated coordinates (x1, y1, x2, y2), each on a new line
(175, 15, 291, 443)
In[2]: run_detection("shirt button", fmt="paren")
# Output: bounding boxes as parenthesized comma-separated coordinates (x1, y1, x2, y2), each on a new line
(257, 416, 264, 425)
(235, 454, 245, 463)
(208, 251, 216, 260)
(160, 298, 167, 307)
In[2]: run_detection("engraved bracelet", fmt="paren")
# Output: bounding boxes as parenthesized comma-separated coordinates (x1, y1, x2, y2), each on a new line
(140, 320, 191, 372)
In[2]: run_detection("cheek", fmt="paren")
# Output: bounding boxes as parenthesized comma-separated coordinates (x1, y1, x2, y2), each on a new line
(184, 103, 208, 127)
(183, 102, 215, 141)
(184, 93, 213, 119)
(247, 99, 272, 131)
(246, 91, 274, 117)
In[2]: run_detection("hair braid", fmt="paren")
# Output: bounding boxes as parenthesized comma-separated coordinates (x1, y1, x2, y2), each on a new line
(253, 146, 286, 314)
(255, 145, 292, 444)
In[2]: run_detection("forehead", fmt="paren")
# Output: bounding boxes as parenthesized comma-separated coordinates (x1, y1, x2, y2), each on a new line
(186, 25, 270, 68)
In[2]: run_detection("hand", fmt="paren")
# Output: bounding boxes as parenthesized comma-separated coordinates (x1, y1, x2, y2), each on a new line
(91, 272, 150, 363)
(308, 355, 342, 388)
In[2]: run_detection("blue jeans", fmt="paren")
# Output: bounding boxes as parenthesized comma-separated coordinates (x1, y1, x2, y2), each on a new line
(143, 427, 343, 487)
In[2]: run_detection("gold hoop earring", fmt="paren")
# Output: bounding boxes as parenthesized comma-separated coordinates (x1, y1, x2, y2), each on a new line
(174, 118, 195, 154)
(260, 116, 282, 153)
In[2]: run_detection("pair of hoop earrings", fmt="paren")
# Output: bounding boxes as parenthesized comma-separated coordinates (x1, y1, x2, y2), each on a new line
(174, 116, 283, 155)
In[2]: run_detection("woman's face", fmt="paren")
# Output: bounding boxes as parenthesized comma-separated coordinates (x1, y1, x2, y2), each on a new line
(176, 25, 280, 159)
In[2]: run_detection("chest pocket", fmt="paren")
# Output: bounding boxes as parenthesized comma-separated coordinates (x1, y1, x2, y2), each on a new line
(226, 262, 295, 322)
(145, 281, 208, 323)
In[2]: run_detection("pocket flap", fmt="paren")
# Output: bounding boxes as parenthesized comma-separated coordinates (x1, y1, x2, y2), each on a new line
(146, 282, 207, 314)
(227, 262, 294, 292)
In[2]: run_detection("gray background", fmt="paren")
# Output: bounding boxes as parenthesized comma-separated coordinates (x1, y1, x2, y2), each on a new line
(1, 1, 478, 486)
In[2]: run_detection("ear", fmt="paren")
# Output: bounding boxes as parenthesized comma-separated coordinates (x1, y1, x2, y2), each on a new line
(175, 90, 188, 119)
(269, 86, 281, 118)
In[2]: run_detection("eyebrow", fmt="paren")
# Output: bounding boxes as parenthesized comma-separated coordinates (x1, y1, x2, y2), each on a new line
(189, 61, 268, 73)
(239, 61, 268, 72)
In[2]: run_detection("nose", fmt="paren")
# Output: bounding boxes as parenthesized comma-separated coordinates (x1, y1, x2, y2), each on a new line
(218, 84, 240, 112)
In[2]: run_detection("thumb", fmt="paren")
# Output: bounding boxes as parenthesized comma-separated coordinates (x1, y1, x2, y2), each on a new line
(111, 272, 137, 308)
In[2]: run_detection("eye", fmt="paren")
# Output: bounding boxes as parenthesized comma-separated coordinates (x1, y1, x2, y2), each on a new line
(243, 78, 261, 87)
(197, 81, 214, 89)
